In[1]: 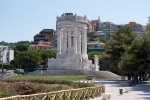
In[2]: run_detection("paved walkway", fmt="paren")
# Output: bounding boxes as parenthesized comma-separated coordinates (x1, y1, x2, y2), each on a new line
(90, 80, 150, 100)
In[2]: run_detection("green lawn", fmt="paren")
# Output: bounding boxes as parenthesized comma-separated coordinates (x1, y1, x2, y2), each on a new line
(9, 75, 89, 81)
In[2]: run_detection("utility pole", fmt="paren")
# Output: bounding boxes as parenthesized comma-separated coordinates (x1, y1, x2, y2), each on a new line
(0, 47, 5, 80)
(1, 60, 3, 80)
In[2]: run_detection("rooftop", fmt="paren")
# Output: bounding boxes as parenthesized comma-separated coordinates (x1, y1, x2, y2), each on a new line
(57, 13, 88, 23)
(125, 22, 142, 26)
(87, 42, 105, 46)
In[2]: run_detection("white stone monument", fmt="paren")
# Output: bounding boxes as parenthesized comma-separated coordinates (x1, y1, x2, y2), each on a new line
(94, 55, 100, 71)
(48, 13, 94, 70)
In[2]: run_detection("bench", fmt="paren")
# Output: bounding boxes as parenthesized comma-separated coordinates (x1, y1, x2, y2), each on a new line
(125, 88, 131, 93)
(101, 93, 112, 100)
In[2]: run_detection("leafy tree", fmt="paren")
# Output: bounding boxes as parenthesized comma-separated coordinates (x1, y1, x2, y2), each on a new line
(0, 41, 16, 47)
(119, 33, 150, 81)
(87, 32, 96, 41)
(88, 51, 102, 63)
(130, 33, 150, 72)
(13, 41, 32, 57)
(105, 26, 136, 74)
(146, 17, 150, 31)
(98, 52, 110, 71)
(10, 59, 20, 69)
(37, 50, 56, 66)
(17, 51, 41, 72)
(17, 50, 56, 72)
(118, 51, 137, 74)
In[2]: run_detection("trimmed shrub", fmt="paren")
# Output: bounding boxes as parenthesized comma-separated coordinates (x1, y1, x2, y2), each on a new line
(0, 82, 16, 98)
(6, 82, 38, 95)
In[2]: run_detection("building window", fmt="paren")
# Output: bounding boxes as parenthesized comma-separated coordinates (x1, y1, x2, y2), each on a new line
(71, 36, 73, 46)
(6, 52, 9, 62)
(95, 46, 98, 48)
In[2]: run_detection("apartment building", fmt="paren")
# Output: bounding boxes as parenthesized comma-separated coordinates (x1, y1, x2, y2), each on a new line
(0, 45, 14, 63)
(125, 22, 142, 32)
(97, 21, 118, 33)
(31, 29, 57, 50)
(28, 41, 53, 50)
(90, 20, 101, 32)
(87, 42, 105, 52)
(34, 29, 56, 47)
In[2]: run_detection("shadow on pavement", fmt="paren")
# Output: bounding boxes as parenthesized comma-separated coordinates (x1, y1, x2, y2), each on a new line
(94, 80, 150, 100)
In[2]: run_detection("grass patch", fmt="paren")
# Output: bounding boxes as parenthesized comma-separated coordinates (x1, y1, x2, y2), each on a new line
(9, 75, 89, 81)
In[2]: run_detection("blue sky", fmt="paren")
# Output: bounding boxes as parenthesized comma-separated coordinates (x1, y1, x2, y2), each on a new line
(0, 0, 149, 43)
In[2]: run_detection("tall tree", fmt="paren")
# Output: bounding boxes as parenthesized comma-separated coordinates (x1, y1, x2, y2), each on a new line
(13, 41, 32, 57)
(98, 52, 110, 71)
(17, 50, 41, 72)
(38, 50, 56, 66)
(17, 50, 56, 72)
(88, 51, 102, 63)
(146, 17, 150, 31)
(130, 33, 150, 71)
(119, 33, 150, 81)
(105, 26, 136, 74)
(10, 59, 20, 69)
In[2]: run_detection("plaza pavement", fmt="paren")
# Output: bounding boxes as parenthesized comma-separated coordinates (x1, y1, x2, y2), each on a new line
(91, 79, 150, 100)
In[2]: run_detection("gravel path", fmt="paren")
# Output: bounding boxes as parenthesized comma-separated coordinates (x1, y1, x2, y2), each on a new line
(91, 80, 150, 100)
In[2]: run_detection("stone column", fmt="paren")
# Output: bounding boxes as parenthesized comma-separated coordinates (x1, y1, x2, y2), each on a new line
(61, 28, 64, 55)
(68, 29, 71, 53)
(73, 27, 77, 53)
(61, 28, 67, 58)
(77, 29, 81, 54)
(57, 29, 61, 54)
(82, 27, 87, 54)
(84, 27, 87, 54)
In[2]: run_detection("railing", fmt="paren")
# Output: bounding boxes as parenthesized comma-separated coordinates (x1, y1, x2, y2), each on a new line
(0, 85, 105, 100)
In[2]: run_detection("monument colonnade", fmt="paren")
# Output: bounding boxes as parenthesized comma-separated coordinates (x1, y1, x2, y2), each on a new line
(56, 27, 87, 56)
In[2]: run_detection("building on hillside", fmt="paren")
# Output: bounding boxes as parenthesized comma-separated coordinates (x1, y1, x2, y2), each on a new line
(0, 45, 14, 63)
(124, 22, 149, 38)
(90, 19, 101, 32)
(28, 41, 53, 50)
(88, 21, 117, 43)
(34, 29, 56, 48)
(125, 22, 142, 32)
(87, 31, 110, 42)
(142, 26, 148, 32)
(97, 21, 118, 33)
(95, 31, 110, 41)
(87, 42, 105, 52)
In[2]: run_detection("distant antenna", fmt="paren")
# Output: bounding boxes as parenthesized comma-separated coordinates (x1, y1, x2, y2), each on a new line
(148, 17, 150, 24)
(98, 16, 101, 21)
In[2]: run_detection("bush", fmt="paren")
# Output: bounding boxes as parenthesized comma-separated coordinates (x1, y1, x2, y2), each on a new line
(5, 82, 37, 95)
(4, 79, 94, 89)
(0, 82, 16, 98)
(71, 82, 94, 88)
(4, 79, 72, 85)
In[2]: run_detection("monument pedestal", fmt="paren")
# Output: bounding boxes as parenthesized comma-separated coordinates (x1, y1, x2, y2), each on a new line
(48, 13, 97, 71)
(48, 55, 93, 70)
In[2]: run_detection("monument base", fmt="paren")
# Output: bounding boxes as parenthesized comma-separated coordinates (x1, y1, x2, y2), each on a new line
(48, 57, 94, 71)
